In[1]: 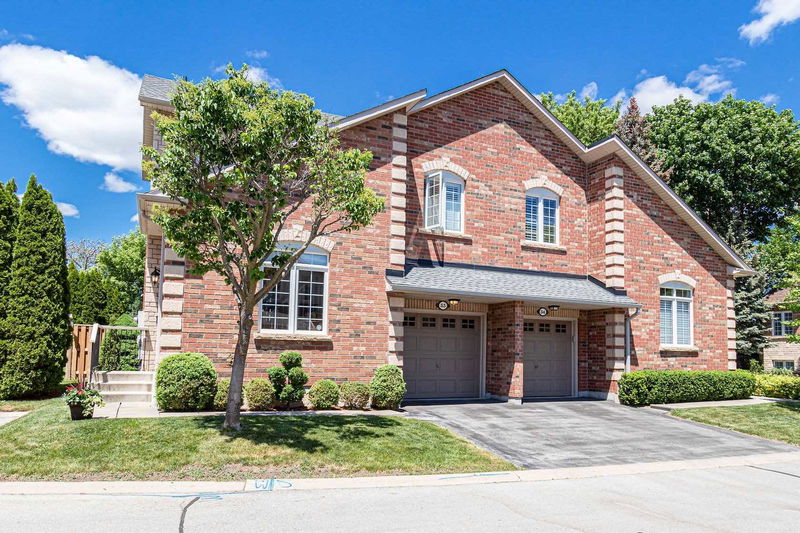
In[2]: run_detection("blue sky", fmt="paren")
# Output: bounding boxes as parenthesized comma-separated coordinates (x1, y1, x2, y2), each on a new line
(0, 0, 799, 242)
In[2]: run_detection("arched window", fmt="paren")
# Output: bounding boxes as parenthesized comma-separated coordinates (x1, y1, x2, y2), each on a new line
(260, 245, 329, 334)
(525, 188, 559, 244)
(659, 282, 693, 346)
(425, 171, 464, 232)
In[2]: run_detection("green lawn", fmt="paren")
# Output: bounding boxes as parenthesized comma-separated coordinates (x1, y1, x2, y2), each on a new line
(672, 402, 800, 446)
(0, 397, 61, 412)
(0, 401, 513, 480)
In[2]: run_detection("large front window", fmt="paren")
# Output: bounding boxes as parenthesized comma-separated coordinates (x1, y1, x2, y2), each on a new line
(525, 188, 559, 244)
(425, 171, 464, 232)
(660, 283, 693, 346)
(772, 311, 793, 337)
(260, 246, 328, 333)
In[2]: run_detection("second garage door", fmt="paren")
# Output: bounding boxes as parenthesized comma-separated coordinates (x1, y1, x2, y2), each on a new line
(523, 320, 573, 397)
(403, 314, 481, 399)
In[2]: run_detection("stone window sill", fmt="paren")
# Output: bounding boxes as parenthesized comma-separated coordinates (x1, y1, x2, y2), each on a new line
(418, 228, 473, 242)
(659, 345, 699, 353)
(521, 240, 567, 253)
(254, 332, 332, 342)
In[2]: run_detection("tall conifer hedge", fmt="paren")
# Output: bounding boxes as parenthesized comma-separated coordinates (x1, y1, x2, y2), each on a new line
(0, 179, 19, 373)
(0, 176, 70, 398)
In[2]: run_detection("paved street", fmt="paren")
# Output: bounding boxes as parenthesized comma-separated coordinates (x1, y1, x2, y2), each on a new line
(2, 456, 799, 533)
(405, 399, 796, 468)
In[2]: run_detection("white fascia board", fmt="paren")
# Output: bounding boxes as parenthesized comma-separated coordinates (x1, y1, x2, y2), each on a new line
(331, 89, 426, 131)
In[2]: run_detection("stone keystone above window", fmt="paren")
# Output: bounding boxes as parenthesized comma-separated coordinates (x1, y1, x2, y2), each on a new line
(523, 177, 563, 197)
(276, 228, 336, 252)
(658, 271, 697, 288)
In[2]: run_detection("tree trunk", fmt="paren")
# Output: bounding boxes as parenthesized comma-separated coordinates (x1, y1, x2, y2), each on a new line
(223, 303, 254, 431)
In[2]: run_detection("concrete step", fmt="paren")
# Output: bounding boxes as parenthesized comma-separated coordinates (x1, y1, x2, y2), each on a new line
(99, 391, 153, 403)
(93, 371, 154, 383)
(96, 381, 153, 393)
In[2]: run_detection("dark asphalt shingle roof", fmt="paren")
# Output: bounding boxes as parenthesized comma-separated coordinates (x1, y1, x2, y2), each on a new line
(387, 263, 639, 308)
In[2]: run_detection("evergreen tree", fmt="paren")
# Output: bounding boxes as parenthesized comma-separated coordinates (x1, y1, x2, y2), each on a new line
(77, 268, 107, 324)
(66, 262, 81, 322)
(103, 278, 127, 324)
(0, 176, 70, 398)
(728, 233, 771, 367)
(97, 314, 139, 371)
(0, 179, 19, 372)
(615, 97, 671, 181)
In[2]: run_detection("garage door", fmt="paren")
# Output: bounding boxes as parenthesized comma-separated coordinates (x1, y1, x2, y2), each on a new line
(403, 314, 481, 399)
(523, 320, 573, 397)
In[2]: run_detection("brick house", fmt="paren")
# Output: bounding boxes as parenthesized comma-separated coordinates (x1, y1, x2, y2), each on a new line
(763, 288, 799, 371)
(136, 70, 754, 403)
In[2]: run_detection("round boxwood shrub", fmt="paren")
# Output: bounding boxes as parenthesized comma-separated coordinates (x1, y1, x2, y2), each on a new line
(369, 364, 406, 409)
(340, 382, 370, 410)
(213, 378, 243, 411)
(244, 378, 275, 410)
(308, 379, 340, 409)
(155, 352, 217, 411)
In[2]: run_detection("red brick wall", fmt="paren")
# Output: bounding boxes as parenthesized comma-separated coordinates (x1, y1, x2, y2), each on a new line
(486, 301, 524, 399)
(405, 82, 589, 274)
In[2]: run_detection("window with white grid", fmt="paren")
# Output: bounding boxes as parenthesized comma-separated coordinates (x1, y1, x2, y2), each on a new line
(659, 282, 693, 346)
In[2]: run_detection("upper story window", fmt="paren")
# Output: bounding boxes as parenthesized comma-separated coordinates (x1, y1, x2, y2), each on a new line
(525, 188, 559, 244)
(660, 282, 693, 346)
(425, 171, 464, 233)
(772, 311, 793, 337)
(260, 245, 329, 334)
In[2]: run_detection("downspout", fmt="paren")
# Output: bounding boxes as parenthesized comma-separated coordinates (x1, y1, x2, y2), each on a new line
(624, 306, 641, 373)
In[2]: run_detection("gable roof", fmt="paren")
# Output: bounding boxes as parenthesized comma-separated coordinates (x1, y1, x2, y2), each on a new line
(331, 69, 753, 275)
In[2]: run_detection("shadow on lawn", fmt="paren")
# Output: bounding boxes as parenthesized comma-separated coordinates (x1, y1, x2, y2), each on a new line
(774, 401, 800, 414)
(192, 414, 404, 454)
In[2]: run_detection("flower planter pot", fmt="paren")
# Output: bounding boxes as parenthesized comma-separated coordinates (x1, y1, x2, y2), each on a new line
(69, 404, 92, 420)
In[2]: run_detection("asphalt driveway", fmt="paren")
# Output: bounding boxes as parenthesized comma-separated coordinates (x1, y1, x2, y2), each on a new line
(404, 399, 797, 469)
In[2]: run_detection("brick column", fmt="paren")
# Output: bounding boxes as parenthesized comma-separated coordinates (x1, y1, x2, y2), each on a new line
(605, 310, 626, 389)
(487, 301, 524, 403)
(387, 294, 405, 367)
(604, 166, 625, 289)
(389, 112, 408, 271)
(140, 235, 162, 370)
(726, 268, 738, 370)
(156, 242, 186, 365)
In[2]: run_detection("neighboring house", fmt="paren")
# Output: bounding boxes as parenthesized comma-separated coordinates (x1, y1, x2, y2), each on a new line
(136, 70, 754, 403)
(763, 288, 798, 371)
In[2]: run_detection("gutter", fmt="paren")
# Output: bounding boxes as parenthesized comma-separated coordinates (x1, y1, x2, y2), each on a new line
(624, 306, 642, 373)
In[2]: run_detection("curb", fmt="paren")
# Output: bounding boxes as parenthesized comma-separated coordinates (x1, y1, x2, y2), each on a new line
(1, 451, 799, 496)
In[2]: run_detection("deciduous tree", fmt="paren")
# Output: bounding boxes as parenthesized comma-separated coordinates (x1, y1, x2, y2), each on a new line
(66, 239, 106, 270)
(143, 66, 383, 430)
(96, 229, 145, 314)
(539, 91, 620, 146)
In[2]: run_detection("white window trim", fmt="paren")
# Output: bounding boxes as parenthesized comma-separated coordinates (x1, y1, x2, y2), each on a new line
(660, 281, 694, 347)
(425, 171, 465, 233)
(772, 311, 793, 337)
(525, 188, 560, 245)
(258, 248, 329, 336)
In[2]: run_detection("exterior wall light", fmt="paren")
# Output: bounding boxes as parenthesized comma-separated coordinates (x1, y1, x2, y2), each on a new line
(150, 267, 160, 284)
(448, 298, 461, 306)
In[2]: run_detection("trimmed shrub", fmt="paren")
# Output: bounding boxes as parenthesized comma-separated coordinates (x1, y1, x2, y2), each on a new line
(369, 364, 406, 409)
(267, 351, 309, 408)
(747, 359, 764, 374)
(97, 314, 139, 371)
(754, 374, 800, 400)
(213, 378, 243, 411)
(155, 352, 217, 411)
(618, 370, 755, 406)
(340, 382, 370, 410)
(308, 379, 340, 409)
(767, 367, 794, 376)
(244, 378, 275, 410)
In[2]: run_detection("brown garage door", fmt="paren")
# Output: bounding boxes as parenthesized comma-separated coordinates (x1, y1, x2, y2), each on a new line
(403, 314, 481, 399)
(523, 320, 573, 397)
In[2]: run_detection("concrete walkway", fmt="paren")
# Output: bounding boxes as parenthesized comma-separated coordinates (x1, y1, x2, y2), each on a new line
(93, 402, 406, 419)
(0, 412, 25, 427)
(650, 396, 800, 411)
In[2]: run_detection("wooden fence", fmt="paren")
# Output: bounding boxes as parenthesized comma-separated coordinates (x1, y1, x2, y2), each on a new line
(65, 323, 147, 382)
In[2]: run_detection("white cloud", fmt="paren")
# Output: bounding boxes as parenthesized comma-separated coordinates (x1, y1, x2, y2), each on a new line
(626, 58, 744, 113)
(632, 76, 705, 114)
(129, 213, 139, 224)
(0, 29, 34, 43)
(246, 49, 269, 59)
(0, 44, 141, 171)
(579, 81, 598, 100)
(100, 172, 139, 193)
(740, 0, 800, 44)
(760, 92, 781, 105)
(243, 66, 283, 89)
(610, 89, 628, 108)
(56, 202, 79, 218)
